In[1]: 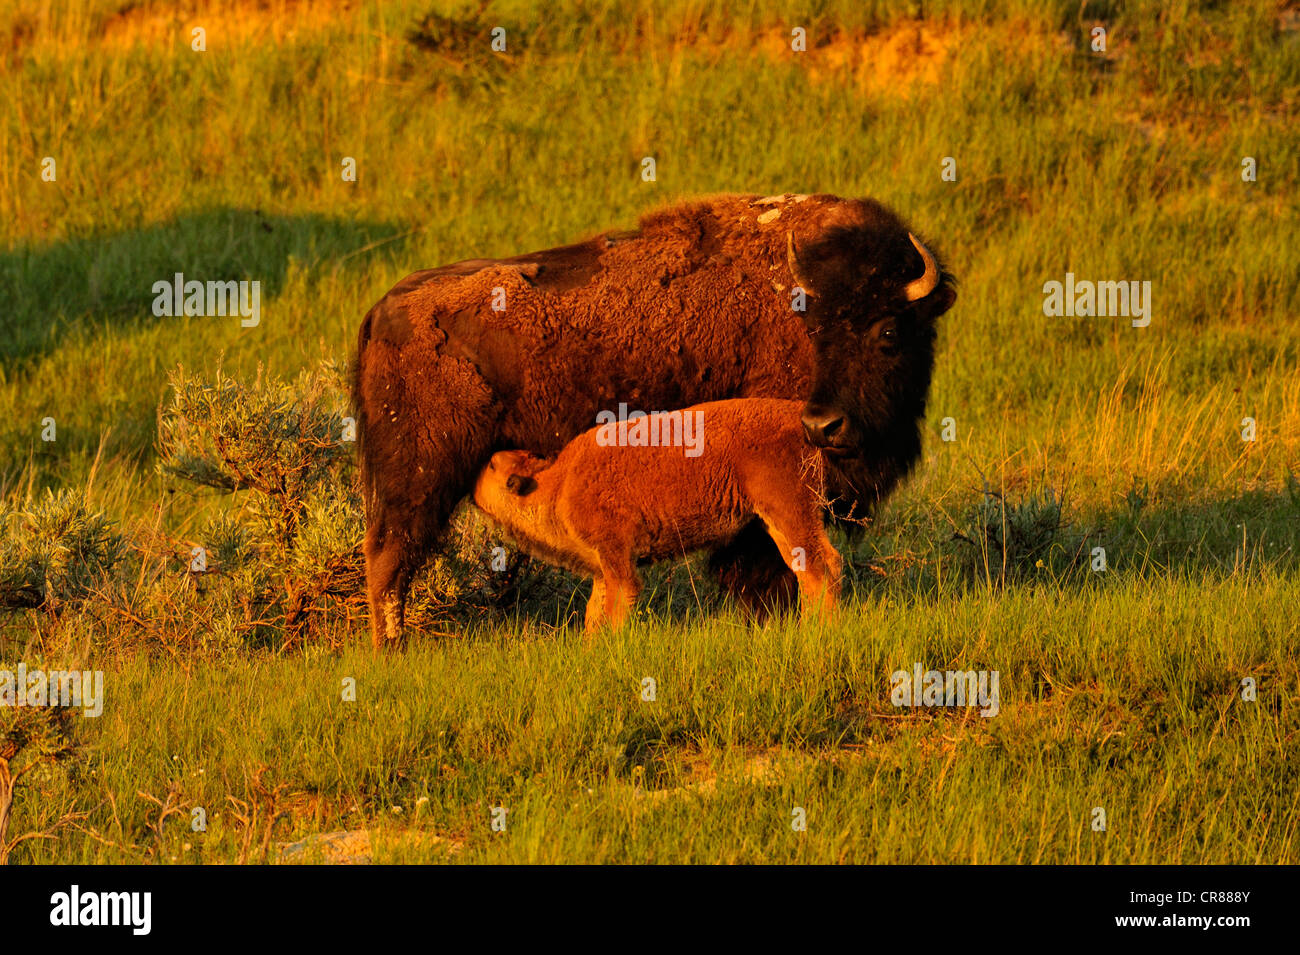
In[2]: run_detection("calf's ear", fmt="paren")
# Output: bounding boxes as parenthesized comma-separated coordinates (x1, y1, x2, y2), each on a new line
(506, 474, 537, 496)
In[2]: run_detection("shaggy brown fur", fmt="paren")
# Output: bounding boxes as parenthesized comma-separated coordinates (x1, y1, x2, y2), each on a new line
(472, 399, 841, 632)
(354, 193, 955, 648)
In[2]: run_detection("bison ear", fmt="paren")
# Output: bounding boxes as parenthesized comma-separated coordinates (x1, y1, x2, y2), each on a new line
(919, 282, 957, 319)
(506, 474, 537, 496)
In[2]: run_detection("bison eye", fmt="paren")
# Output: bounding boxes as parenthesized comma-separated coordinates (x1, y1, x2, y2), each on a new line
(878, 320, 899, 347)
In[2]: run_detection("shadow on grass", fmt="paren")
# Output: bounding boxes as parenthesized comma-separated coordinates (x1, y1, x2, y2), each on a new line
(851, 484, 1300, 607)
(0, 207, 406, 365)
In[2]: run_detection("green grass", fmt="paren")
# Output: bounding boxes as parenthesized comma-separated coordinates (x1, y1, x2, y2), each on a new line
(1, 0, 1298, 863)
(21, 570, 1300, 863)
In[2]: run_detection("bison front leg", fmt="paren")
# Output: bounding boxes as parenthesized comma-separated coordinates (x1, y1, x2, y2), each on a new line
(593, 555, 639, 637)
(583, 578, 607, 633)
(758, 513, 842, 622)
(796, 538, 843, 621)
(364, 442, 499, 649)
(708, 519, 799, 620)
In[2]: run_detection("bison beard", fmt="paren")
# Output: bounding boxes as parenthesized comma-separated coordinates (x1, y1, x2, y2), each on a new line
(353, 193, 956, 647)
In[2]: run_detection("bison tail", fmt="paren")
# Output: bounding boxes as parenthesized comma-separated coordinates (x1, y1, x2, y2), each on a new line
(352, 310, 376, 524)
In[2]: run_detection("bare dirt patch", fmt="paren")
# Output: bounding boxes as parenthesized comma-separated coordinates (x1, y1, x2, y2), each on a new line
(761, 20, 964, 96)
(3, 0, 361, 60)
(101, 0, 360, 50)
(277, 826, 462, 864)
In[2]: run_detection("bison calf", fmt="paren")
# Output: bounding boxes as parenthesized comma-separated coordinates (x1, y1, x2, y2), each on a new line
(472, 398, 842, 633)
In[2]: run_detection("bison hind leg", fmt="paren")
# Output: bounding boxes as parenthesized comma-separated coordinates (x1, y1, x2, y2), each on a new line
(708, 519, 798, 620)
(363, 437, 493, 650)
(365, 503, 447, 651)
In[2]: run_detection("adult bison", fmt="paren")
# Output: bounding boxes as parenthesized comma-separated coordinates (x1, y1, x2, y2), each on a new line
(353, 193, 956, 647)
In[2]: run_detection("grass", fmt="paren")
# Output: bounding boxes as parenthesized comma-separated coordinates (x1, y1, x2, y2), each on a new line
(1, 0, 1298, 863)
(24, 571, 1300, 863)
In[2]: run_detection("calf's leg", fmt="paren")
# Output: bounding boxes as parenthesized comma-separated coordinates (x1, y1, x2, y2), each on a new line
(584, 578, 608, 632)
(595, 553, 640, 636)
(757, 509, 842, 621)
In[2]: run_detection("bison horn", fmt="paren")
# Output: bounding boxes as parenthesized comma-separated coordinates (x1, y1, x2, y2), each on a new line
(786, 232, 813, 294)
(903, 233, 940, 302)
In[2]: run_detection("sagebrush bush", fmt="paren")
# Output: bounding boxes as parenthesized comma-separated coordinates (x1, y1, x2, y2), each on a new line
(148, 362, 362, 640)
(953, 487, 1068, 579)
(0, 701, 77, 864)
(0, 489, 126, 611)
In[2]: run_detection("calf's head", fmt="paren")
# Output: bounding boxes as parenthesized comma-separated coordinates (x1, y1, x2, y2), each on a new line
(788, 201, 957, 458)
(475, 450, 550, 507)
